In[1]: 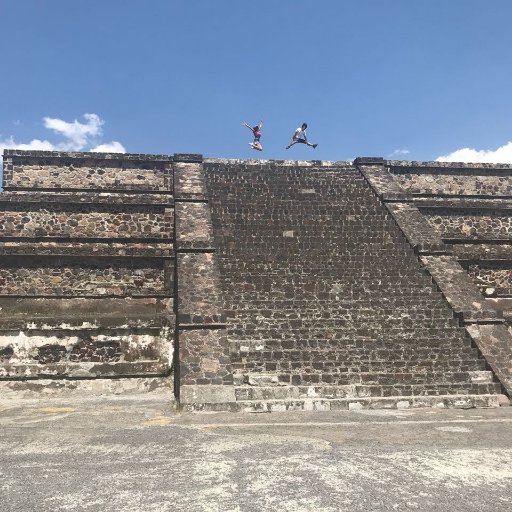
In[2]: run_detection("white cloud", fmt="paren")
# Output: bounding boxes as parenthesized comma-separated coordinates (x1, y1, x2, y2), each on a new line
(91, 141, 126, 153)
(43, 113, 103, 151)
(436, 141, 512, 164)
(0, 113, 126, 158)
(389, 148, 410, 158)
(0, 136, 54, 151)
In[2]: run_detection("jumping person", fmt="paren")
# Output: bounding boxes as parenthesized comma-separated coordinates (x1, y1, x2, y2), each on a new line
(242, 120, 263, 151)
(286, 123, 317, 149)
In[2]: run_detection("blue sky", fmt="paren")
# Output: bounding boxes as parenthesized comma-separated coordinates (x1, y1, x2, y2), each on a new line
(1, 0, 512, 163)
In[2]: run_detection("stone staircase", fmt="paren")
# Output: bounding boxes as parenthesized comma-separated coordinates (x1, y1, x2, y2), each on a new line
(203, 161, 502, 411)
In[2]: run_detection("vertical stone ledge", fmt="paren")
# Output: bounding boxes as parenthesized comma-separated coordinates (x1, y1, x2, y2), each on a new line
(173, 156, 232, 406)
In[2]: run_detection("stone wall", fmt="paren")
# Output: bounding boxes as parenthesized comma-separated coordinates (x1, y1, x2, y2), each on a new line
(1, 150, 510, 409)
(389, 161, 512, 196)
(3, 150, 172, 191)
(174, 156, 233, 407)
(0, 257, 168, 296)
(0, 204, 173, 239)
(0, 150, 175, 390)
(383, 162, 512, 301)
(424, 209, 512, 240)
(464, 262, 512, 295)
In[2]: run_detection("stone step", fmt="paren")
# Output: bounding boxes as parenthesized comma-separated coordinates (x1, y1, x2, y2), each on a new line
(182, 394, 502, 413)
(219, 254, 418, 262)
(231, 353, 486, 369)
(222, 278, 434, 289)
(224, 296, 450, 308)
(228, 329, 469, 341)
(233, 362, 488, 377)
(230, 340, 473, 352)
(224, 289, 439, 300)
(231, 344, 479, 358)
(221, 270, 429, 278)
(228, 318, 460, 329)
(235, 371, 495, 387)
(228, 310, 454, 320)
(233, 381, 500, 400)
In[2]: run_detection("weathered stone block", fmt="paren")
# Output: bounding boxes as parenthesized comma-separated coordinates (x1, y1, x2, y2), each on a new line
(0, 257, 171, 297)
(387, 202, 452, 254)
(180, 384, 236, 404)
(0, 205, 173, 239)
(179, 329, 232, 386)
(389, 163, 512, 197)
(357, 163, 411, 200)
(0, 325, 172, 378)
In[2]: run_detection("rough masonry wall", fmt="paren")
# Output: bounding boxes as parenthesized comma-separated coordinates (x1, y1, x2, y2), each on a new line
(389, 163, 512, 196)
(0, 150, 175, 385)
(424, 209, 512, 240)
(1, 150, 510, 405)
(3, 153, 172, 191)
(0, 257, 168, 296)
(0, 204, 173, 238)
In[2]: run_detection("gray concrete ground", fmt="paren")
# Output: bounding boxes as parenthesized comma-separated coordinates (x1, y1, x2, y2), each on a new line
(1, 394, 512, 511)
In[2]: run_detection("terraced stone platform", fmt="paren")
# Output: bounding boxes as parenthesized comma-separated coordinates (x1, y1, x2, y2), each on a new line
(1, 151, 510, 411)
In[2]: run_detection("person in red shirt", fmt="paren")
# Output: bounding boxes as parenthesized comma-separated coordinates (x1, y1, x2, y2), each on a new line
(242, 120, 263, 150)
